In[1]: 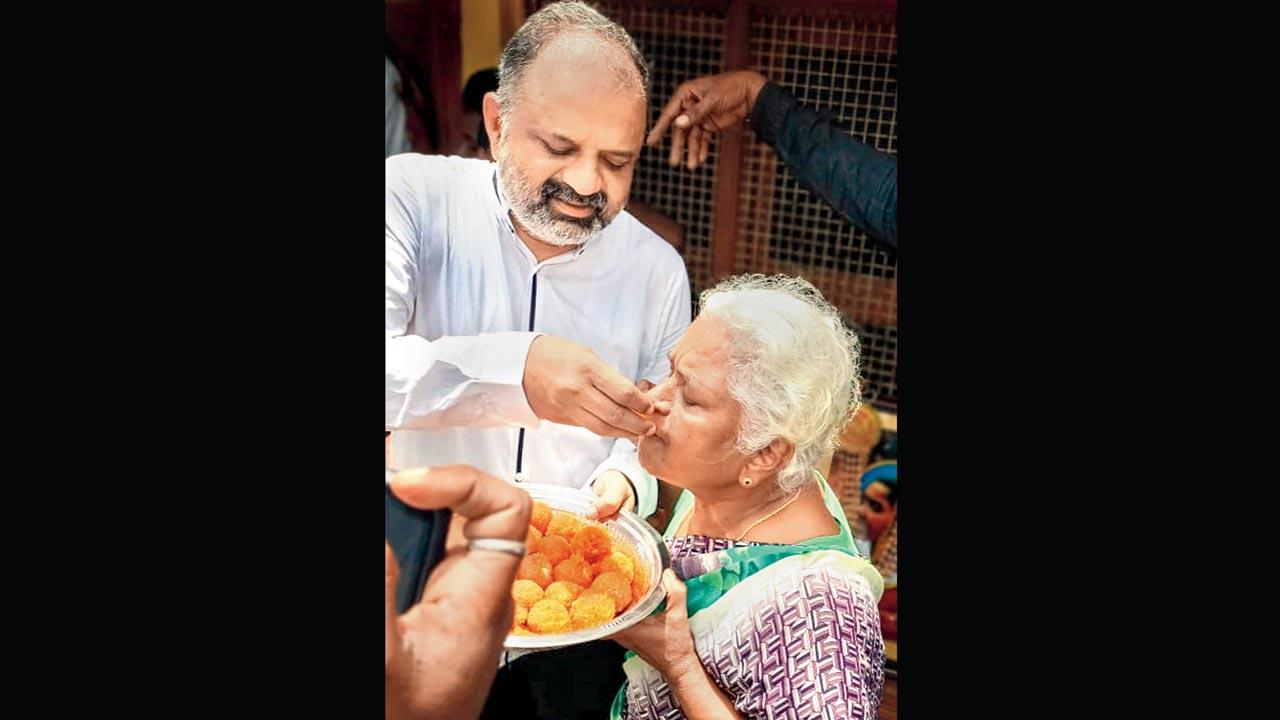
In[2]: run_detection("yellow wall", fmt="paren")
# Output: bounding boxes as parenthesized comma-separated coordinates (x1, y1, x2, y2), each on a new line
(462, 0, 525, 88)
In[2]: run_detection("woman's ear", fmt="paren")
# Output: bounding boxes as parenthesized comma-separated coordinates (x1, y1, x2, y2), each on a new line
(742, 438, 794, 481)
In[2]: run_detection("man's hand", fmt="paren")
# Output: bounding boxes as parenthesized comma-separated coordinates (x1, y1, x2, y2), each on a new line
(385, 465, 531, 720)
(523, 335, 656, 438)
(646, 71, 768, 170)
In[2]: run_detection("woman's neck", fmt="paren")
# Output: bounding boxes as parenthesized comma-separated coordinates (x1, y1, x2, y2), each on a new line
(682, 477, 833, 542)
(686, 482, 790, 538)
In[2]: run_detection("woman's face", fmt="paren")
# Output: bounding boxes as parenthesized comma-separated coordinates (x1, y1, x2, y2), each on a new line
(859, 481, 897, 540)
(638, 315, 748, 491)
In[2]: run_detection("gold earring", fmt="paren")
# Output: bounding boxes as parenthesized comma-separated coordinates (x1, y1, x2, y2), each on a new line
(742, 477, 752, 487)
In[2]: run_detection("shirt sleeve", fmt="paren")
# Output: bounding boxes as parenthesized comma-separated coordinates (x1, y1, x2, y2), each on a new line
(385, 154, 542, 430)
(751, 81, 897, 248)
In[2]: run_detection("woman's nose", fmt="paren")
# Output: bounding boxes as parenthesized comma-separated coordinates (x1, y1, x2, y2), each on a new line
(646, 381, 673, 415)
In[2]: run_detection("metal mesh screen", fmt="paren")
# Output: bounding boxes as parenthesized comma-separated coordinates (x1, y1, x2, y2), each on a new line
(830, 447, 870, 520)
(739, 9, 898, 407)
(526, 2, 897, 408)
(587, 2, 727, 298)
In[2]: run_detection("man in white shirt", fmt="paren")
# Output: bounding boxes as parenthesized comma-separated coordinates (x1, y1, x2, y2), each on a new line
(386, 2, 690, 521)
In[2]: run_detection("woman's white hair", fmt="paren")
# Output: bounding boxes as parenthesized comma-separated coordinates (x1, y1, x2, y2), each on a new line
(699, 274, 862, 493)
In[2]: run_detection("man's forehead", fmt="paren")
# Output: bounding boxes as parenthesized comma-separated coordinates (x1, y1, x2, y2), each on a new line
(520, 33, 644, 99)
(511, 89, 645, 149)
(535, 31, 637, 70)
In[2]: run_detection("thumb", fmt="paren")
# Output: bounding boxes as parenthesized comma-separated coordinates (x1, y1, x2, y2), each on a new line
(661, 569, 687, 617)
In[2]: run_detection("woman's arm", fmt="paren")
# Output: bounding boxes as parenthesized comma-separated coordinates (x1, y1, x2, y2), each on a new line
(611, 570, 743, 718)
(665, 654, 742, 719)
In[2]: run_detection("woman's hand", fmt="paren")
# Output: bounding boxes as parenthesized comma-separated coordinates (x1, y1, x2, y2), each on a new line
(586, 469, 636, 521)
(609, 570, 699, 678)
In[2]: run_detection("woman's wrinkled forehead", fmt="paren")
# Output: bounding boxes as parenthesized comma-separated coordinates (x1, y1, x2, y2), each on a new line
(673, 316, 733, 374)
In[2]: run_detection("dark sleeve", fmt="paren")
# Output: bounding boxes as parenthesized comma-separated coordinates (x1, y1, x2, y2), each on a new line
(751, 81, 897, 248)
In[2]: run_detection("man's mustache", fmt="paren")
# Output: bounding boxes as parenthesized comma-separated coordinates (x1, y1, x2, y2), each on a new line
(540, 178, 607, 214)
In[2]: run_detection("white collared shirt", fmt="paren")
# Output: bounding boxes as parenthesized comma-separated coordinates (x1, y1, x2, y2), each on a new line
(385, 154, 691, 514)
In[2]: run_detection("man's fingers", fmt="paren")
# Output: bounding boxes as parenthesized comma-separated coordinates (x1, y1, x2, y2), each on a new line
(390, 466, 530, 540)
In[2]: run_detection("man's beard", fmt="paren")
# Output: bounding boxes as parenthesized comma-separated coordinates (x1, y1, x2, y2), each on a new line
(496, 139, 619, 247)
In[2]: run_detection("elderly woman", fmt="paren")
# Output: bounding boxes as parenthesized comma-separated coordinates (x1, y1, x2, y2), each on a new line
(598, 274, 885, 719)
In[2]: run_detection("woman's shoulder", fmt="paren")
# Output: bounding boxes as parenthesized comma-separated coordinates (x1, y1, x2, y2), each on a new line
(721, 551, 886, 718)
(746, 489, 840, 545)
(759, 550, 883, 608)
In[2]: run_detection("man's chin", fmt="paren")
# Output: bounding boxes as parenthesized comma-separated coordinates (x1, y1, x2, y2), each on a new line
(538, 219, 601, 246)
